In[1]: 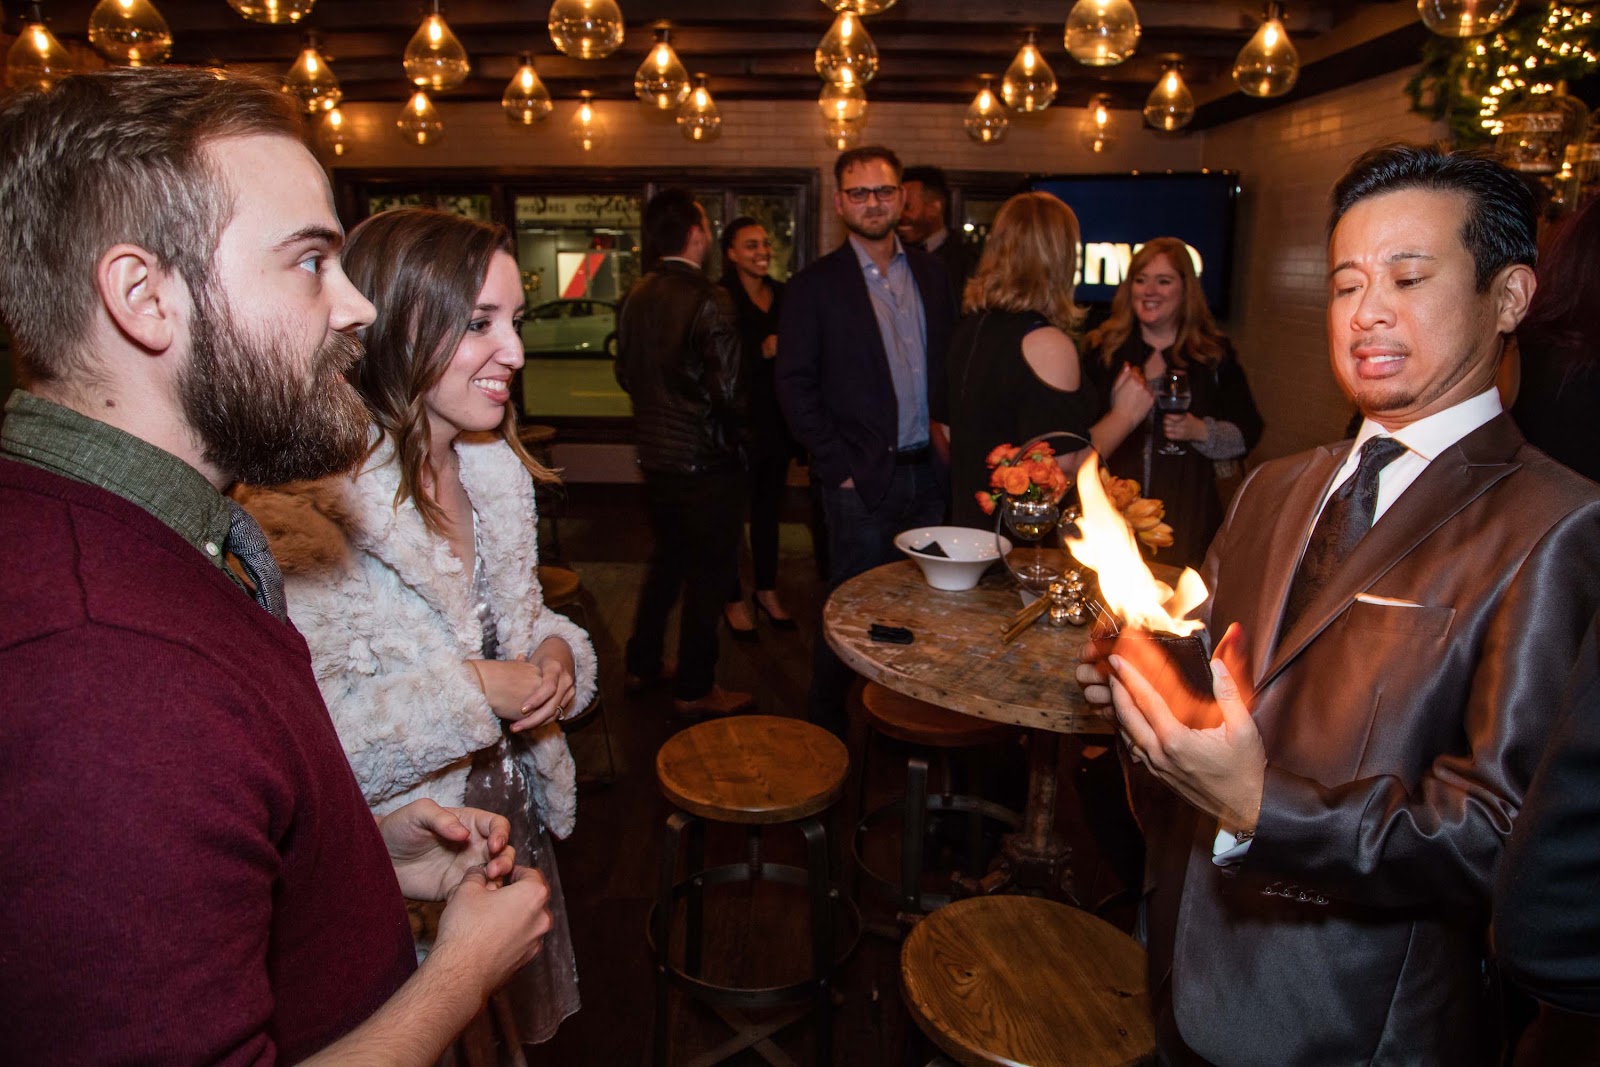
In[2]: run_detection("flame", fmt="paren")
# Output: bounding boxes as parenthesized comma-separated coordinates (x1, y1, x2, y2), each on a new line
(1064, 453, 1206, 636)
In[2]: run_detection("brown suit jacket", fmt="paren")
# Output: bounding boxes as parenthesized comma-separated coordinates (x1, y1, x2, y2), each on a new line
(1158, 414, 1600, 1066)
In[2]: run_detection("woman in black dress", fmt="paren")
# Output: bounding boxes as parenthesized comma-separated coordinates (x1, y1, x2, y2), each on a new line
(1084, 237, 1263, 568)
(719, 217, 798, 634)
(941, 191, 1152, 530)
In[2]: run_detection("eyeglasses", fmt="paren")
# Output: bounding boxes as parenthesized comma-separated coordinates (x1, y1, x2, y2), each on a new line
(841, 184, 901, 205)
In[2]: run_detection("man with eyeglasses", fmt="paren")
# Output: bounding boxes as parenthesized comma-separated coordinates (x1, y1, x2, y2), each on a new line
(776, 145, 957, 735)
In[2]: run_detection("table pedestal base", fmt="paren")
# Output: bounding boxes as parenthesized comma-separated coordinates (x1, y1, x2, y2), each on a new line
(951, 730, 1078, 903)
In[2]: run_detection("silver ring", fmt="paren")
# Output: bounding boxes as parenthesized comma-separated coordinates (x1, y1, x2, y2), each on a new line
(555, 704, 566, 720)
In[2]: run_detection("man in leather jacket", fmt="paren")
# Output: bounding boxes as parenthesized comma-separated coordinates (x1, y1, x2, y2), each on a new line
(615, 188, 753, 718)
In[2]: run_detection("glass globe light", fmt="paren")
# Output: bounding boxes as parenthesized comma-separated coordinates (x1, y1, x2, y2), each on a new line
(1143, 55, 1195, 131)
(88, 0, 173, 67)
(397, 91, 444, 146)
(818, 74, 868, 124)
(815, 11, 878, 86)
(321, 106, 349, 157)
(227, 0, 315, 24)
(1079, 92, 1118, 153)
(570, 90, 605, 151)
(1065, 0, 1141, 67)
(1232, 3, 1299, 98)
(404, 3, 471, 92)
(635, 27, 690, 109)
(6, 5, 73, 91)
(1417, 0, 1517, 38)
(1001, 30, 1057, 112)
(548, 0, 625, 60)
(824, 117, 864, 150)
(503, 53, 553, 125)
(964, 76, 1010, 144)
(677, 73, 722, 143)
(820, 0, 897, 13)
(284, 38, 342, 114)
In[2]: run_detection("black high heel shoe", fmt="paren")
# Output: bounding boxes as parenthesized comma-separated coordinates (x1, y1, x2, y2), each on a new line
(752, 594, 797, 630)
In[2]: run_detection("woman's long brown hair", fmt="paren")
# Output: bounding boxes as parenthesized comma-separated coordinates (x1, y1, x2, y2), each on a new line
(1085, 236, 1227, 369)
(343, 208, 556, 536)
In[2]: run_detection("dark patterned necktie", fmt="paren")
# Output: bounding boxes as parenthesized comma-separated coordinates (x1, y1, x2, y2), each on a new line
(1281, 436, 1409, 632)
(225, 499, 287, 623)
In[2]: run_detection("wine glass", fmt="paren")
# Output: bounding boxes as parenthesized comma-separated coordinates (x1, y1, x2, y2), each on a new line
(1155, 369, 1192, 456)
(1002, 495, 1062, 590)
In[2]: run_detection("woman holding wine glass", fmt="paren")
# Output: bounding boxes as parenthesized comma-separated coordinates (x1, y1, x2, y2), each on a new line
(1085, 237, 1263, 568)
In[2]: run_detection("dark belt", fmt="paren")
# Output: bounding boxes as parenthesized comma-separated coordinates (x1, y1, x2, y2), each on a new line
(894, 444, 931, 466)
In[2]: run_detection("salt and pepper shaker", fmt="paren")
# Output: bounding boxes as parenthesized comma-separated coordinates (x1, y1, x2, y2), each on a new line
(1046, 569, 1092, 627)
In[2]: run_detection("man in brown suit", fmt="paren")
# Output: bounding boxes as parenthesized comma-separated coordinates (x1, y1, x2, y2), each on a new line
(1083, 143, 1600, 1065)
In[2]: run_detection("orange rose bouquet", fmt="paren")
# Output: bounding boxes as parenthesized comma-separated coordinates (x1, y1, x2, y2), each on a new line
(976, 441, 1070, 516)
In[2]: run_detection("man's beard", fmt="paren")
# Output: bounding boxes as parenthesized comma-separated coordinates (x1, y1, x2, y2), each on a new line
(179, 285, 371, 486)
(845, 211, 896, 241)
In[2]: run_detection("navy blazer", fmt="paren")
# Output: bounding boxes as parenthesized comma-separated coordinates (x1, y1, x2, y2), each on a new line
(774, 240, 956, 508)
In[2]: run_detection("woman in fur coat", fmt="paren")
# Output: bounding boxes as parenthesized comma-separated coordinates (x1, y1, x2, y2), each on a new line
(240, 208, 595, 1047)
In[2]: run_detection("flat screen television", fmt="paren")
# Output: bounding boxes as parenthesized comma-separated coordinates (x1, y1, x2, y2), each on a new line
(1029, 171, 1240, 316)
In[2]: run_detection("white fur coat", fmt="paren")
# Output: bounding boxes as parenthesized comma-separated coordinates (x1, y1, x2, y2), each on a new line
(239, 437, 594, 839)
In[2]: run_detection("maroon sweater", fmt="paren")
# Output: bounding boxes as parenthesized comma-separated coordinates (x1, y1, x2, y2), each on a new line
(0, 458, 417, 1064)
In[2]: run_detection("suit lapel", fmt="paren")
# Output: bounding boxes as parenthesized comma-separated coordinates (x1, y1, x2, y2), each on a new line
(831, 244, 891, 368)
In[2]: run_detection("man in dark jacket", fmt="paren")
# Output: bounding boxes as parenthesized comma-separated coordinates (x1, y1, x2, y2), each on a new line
(615, 187, 752, 717)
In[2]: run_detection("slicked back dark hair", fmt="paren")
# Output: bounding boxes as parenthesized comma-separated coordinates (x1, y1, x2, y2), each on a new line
(0, 67, 303, 384)
(901, 165, 950, 205)
(1329, 142, 1537, 292)
(834, 145, 903, 186)
(641, 187, 704, 269)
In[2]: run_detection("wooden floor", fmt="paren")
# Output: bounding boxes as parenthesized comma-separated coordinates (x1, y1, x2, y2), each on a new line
(533, 483, 1140, 1067)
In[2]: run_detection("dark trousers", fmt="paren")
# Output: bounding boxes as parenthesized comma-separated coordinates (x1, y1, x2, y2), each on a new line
(728, 445, 790, 602)
(807, 459, 945, 734)
(626, 467, 745, 702)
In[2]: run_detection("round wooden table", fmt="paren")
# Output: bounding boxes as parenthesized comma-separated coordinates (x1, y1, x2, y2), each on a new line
(824, 560, 1110, 900)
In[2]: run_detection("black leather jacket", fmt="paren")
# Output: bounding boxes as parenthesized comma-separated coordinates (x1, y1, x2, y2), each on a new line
(615, 260, 746, 475)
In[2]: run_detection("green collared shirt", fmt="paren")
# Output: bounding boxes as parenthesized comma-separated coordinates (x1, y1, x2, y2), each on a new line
(2, 391, 243, 589)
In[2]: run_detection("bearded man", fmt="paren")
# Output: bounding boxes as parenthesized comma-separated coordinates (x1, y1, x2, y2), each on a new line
(0, 69, 551, 1064)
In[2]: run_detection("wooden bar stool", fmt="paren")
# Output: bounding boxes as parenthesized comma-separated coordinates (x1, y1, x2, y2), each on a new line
(651, 715, 860, 1067)
(538, 564, 618, 785)
(901, 896, 1155, 1067)
(851, 682, 1022, 921)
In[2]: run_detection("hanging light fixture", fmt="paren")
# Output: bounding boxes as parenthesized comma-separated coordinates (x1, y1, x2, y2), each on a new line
(1417, 0, 1517, 38)
(503, 52, 553, 125)
(396, 89, 444, 145)
(548, 0, 625, 59)
(321, 106, 349, 156)
(1143, 54, 1195, 131)
(1064, 0, 1141, 67)
(1001, 29, 1057, 112)
(820, 0, 896, 13)
(635, 25, 690, 109)
(1232, 2, 1300, 98)
(404, 1, 471, 92)
(1079, 92, 1118, 153)
(815, 11, 878, 85)
(227, 0, 315, 24)
(824, 116, 865, 150)
(570, 89, 605, 151)
(283, 34, 342, 114)
(677, 73, 722, 143)
(965, 75, 1010, 144)
(6, 3, 73, 91)
(818, 72, 868, 124)
(87, 0, 173, 66)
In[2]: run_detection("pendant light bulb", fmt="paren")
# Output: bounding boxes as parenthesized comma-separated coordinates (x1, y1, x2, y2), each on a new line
(6, 5, 74, 91)
(820, 0, 897, 13)
(1001, 30, 1057, 112)
(1417, 0, 1517, 38)
(503, 53, 553, 125)
(548, 0, 625, 59)
(964, 75, 1010, 144)
(1143, 55, 1195, 131)
(818, 75, 868, 124)
(1064, 0, 1142, 68)
(404, 3, 471, 92)
(321, 106, 349, 157)
(570, 90, 605, 151)
(283, 36, 342, 114)
(1079, 92, 1119, 153)
(677, 73, 722, 143)
(815, 11, 879, 86)
(824, 117, 864, 150)
(227, 0, 316, 24)
(1232, 3, 1300, 98)
(396, 90, 444, 146)
(635, 27, 690, 109)
(88, 0, 173, 66)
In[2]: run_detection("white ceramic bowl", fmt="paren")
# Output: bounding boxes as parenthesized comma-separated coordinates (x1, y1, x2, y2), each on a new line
(894, 526, 1013, 591)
